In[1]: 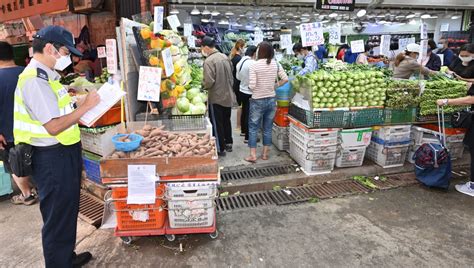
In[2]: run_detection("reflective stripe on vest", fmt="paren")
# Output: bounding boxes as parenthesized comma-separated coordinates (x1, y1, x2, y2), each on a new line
(13, 68, 81, 146)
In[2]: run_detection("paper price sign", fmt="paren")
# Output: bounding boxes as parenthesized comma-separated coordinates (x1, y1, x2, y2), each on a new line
(350, 40, 365, 53)
(328, 27, 341, 45)
(184, 23, 193, 37)
(419, 40, 428, 64)
(254, 31, 263, 45)
(300, 22, 324, 47)
(167, 15, 181, 32)
(280, 34, 292, 49)
(153, 6, 164, 33)
(187, 35, 196, 48)
(380, 35, 391, 56)
(398, 38, 409, 51)
(138, 66, 162, 102)
(97, 46, 106, 58)
(105, 39, 117, 74)
(420, 22, 428, 40)
(161, 48, 174, 77)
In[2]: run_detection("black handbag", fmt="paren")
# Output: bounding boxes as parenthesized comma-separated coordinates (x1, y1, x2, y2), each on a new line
(451, 111, 473, 128)
(8, 143, 34, 177)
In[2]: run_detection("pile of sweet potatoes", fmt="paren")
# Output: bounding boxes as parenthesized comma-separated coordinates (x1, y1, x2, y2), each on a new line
(108, 124, 216, 159)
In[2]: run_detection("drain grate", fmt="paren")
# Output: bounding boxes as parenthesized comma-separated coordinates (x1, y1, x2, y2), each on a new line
(220, 164, 298, 182)
(269, 188, 314, 205)
(216, 191, 276, 212)
(310, 180, 371, 199)
(79, 191, 104, 227)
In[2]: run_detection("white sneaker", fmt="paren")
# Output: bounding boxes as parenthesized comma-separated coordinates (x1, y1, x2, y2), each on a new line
(455, 181, 474, 197)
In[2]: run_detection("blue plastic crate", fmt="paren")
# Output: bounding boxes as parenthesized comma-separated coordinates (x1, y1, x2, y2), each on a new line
(82, 153, 101, 184)
(0, 162, 13, 196)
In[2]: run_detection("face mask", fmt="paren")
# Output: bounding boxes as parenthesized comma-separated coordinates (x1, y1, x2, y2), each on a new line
(437, 44, 443, 49)
(459, 55, 472, 63)
(297, 54, 305, 60)
(240, 48, 245, 54)
(51, 46, 72, 71)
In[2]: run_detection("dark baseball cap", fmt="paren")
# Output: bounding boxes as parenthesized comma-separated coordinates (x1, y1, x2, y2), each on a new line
(201, 36, 216, 48)
(34, 26, 82, 57)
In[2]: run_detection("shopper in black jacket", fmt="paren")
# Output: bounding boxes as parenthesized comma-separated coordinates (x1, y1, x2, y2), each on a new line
(424, 49, 442, 71)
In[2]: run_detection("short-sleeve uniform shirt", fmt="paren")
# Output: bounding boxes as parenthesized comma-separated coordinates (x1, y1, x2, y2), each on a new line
(19, 59, 62, 146)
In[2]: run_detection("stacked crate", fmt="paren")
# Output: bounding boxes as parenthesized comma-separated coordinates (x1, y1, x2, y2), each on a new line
(336, 128, 373, 168)
(289, 119, 338, 175)
(411, 126, 465, 161)
(272, 123, 290, 152)
(367, 125, 411, 168)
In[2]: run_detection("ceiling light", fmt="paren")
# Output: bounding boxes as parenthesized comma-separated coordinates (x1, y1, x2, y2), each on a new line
(286, 11, 294, 17)
(409, 19, 417, 25)
(406, 12, 416, 19)
(329, 12, 338, 18)
(211, 7, 220, 16)
(430, 14, 439, 18)
(451, 13, 461, 19)
(225, 10, 234, 16)
(302, 11, 310, 17)
(169, 6, 179, 15)
(395, 14, 405, 19)
(357, 9, 366, 17)
(202, 6, 211, 15)
(190, 5, 200, 15)
(201, 18, 210, 23)
(376, 13, 385, 18)
(420, 12, 431, 19)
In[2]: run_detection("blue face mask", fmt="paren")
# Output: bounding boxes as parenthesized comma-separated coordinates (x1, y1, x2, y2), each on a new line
(437, 44, 443, 49)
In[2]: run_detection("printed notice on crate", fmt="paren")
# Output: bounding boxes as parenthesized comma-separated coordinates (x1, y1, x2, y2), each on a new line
(300, 22, 324, 47)
(105, 39, 117, 74)
(79, 83, 126, 127)
(350, 40, 365, 53)
(161, 47, 174, 77)
(97, 46, 106, 58)
(183, 23, 193, 37)
(138, 66, 162, 102)
(127, 165, 156, 204)
(167, 15, 181, 32)
(153, 6, 164, 33)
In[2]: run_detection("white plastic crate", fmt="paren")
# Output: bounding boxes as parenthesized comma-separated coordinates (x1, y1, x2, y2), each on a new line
(168, 201, 215, 228)
(366, 141, 410, 168)
(290, 134, 337, 153)
(289, 138, 336, 175)
(372, 125, 411, 143)
(335, 146, 367, 168)
(272, 124, 289, 151)
(338, 128, 372, 148)
(165, 182, 218, 201)
(289, 123, 338, 147)
(80, 125, 118, 156)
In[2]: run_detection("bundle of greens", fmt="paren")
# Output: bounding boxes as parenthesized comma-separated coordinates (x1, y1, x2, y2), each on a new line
(385, 80, 420, 109)
(419, 75, 468, 115)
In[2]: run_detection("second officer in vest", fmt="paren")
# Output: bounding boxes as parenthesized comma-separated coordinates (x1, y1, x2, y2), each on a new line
(13, 26, 100, 267)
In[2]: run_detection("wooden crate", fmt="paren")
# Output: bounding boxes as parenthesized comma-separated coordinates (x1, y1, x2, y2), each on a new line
(99, 121, 217, 179)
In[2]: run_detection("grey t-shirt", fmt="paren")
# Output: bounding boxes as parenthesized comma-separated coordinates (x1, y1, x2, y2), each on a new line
(20, 59, 61, 146)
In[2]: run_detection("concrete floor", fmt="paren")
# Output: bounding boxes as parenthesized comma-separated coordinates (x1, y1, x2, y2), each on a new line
(1, 178, 473, 267)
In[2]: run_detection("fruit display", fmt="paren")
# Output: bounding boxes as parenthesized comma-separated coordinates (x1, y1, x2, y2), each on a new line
(107, 125, 216, 159)
(385, 80, 420, 109)
(419, 74, 468, 115)
(94, 68, 112, 84)
(293, 68, 387, 109)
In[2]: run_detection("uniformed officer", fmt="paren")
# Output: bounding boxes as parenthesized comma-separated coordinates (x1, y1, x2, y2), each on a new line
(13, 26, 100, 267)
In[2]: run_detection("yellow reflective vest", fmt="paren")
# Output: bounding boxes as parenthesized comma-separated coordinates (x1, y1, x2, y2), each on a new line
(13, 68, 80, 146)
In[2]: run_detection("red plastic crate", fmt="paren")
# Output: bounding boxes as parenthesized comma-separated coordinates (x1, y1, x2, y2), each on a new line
(274, 107, 289, 127)
(112, 184, 166, 231)
(420, 124, 467, 135)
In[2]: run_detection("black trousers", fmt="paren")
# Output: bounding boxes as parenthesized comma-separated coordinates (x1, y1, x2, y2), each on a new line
(209, 104, 233, 152)
(32, 143, 82, 268)
(470, 146, 474, 182)
(240, 93, 252, 141)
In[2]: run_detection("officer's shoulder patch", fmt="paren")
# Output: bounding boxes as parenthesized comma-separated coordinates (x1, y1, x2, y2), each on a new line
(36, 68, 49, 81)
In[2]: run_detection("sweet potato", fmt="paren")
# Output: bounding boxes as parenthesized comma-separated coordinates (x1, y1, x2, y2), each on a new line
(184, 151, 193, 157)
(118, 135, 129, 142)
(149, 128, 163, 137)
(116, 151, 126, 158)
(142, 125, 153, 131)
(135, 129, 150, 137)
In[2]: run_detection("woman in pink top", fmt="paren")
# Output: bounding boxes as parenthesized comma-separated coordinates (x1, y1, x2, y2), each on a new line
(245, 42, 289, 163)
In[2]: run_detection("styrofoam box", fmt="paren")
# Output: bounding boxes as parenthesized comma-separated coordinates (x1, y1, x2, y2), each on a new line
(338, 128, 372, 148)
(165, 181, 218, 201)
(289, 123, 338, 147)
(272, 124, 289, 151)
(168, 200, 215, 228)
(335, 146, 367, 168)
(411, 126, 464, 145)
(366, 142, 409, 168)
(372, 125, 411, 143)
(80, 125, 118, 156)
(289, 138, 336, 175)
(290, 134, 337, 153)
(446, 141, 464, 160)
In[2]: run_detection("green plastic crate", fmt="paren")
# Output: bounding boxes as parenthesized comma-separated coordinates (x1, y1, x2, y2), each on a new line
(0, 162, 13, 196)
(384, 108, 417, 125)
(350, 108, 385, 128)
(289, 104, 351, 128)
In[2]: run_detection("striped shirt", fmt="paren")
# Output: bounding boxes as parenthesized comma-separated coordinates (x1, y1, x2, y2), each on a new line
(249, 59, 288, 99)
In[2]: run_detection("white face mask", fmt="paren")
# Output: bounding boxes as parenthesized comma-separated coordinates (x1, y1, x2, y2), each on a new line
(297, 54, 305, 60)
(459, 55, 473, 63)
(52, 47, 72, 71)
(437, 44, 443, 49)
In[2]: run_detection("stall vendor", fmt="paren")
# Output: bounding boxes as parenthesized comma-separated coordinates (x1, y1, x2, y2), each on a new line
(293, 43, 318, 75)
